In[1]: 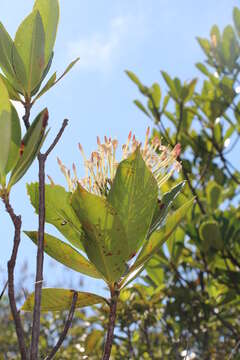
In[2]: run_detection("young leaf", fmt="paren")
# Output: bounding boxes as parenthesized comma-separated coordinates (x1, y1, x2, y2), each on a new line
(4, 105, 21, 174)
(22, 288, 107, 312)
(8, 108, 48, 187)
(133, 100, 151, 118)
(33, 0, 60, 66)
(0, 77, 11, 176)
(131, 198, 194, 271)
(24, 231, 102, 279)
(148, 181, 186, 237)
(13, 10, 45, 94)
(32, 58, 80, 103)
(27, 183, 85, 250)
(161, 71, 179, 100)
(108, 148, 158, 257)
(71, 185, 129, 283)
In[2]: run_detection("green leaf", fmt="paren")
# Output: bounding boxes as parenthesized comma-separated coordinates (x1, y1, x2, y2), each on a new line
(197, 37, 211, 57)
(71, 185, 129, 283)
(196, 63, 210, 77)
(161, 71, 178, 100)
(233, 7, 240, 37)
(0, 74, 21, 101)
(206, 181, 222, 210)
(125, 70, 148, 94)
(21, 288, 106, 312)
(150, 83, 161, 108)
(0, 22, 22, 92)
(0, 77, 11, 176)
(24, 231, 101, 279)
(108, 148, 158, 257)
(199, 221, 223, 251)
(32, 72, 56, 103)
(33, 57, 80, 103)
(132, 198, 194, 270)
(133, 100, 151, 118)
(13, 10, 45, 94)
(149, 181, 186, 237)
(4, 105, 21, 174)
(222, 26, 237, 66)
(33, 0, 59, 66)
(8, 108, 48, 188)
(27, 183, 85, 250)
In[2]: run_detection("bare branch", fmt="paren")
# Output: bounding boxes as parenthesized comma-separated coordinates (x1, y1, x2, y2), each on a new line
(30, 119, 69, 359)
(44, 291, 78, 360)
(2, 194, 28, 359)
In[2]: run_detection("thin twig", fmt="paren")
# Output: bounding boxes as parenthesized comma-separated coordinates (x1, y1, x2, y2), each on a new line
(44, 291, 78, 360)
(102, 286, 119, 360)
(2, 194, 28, 359)
(30, 119, 69, 360)
(0, 280, 8, 301)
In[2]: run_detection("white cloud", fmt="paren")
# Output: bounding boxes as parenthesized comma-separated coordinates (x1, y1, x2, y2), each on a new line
(68, 14, 145, 72)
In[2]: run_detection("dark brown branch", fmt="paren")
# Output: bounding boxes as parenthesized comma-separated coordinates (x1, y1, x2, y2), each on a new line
(2, 194, 28, 359)
(102, 287, 119, 360)
(44, 291, 78, 360)
(30, 119, 68, 360)
(44, 119, 68, 157)
(22, 99, 32, 130)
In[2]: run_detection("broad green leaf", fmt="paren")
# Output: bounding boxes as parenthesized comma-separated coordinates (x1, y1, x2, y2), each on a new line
(13, 10, 45, 94)
(233, 7, 240, 37)
(0, 22, 22, 92)
(108, 149, 158, 257)
(30, 51, 54, 96)
(199, 221, 223, 251)
(4, 105, 21, 174)
(145, 256, 164, 287)
(22, 288, 106, 312)
(132, 198, 194, 270)
(27, 183, 85, 251)
(0, 78, 11, 175)
(33, 0, 60, 65)
(24, 231, 101, 279)
(71, 185, 129, 283)
(133, 100, 151, 118)
(148, 181, 185, 237)
(8, 108, 48, 187)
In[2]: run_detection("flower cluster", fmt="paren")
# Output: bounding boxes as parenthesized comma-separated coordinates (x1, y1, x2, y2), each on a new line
(55, 127, 181, 196)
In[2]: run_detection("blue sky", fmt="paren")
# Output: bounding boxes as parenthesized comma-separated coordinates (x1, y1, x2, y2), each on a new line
(0, 0, 239, 297)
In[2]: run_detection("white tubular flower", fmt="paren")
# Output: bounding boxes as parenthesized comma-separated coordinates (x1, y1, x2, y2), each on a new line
(57, 127, 181, 195)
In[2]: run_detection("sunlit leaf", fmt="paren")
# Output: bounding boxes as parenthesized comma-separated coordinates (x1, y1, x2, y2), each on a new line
(8, 108, 48, 187)
(22, 288, 107, 312)
(24, 231, 101, 279)
(0, 77, 11, 176)
(108, 148, 158, 257)
(13, 10, 45, 94)
(71, 185, 129, 283)
(27, 183, 85, 250)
